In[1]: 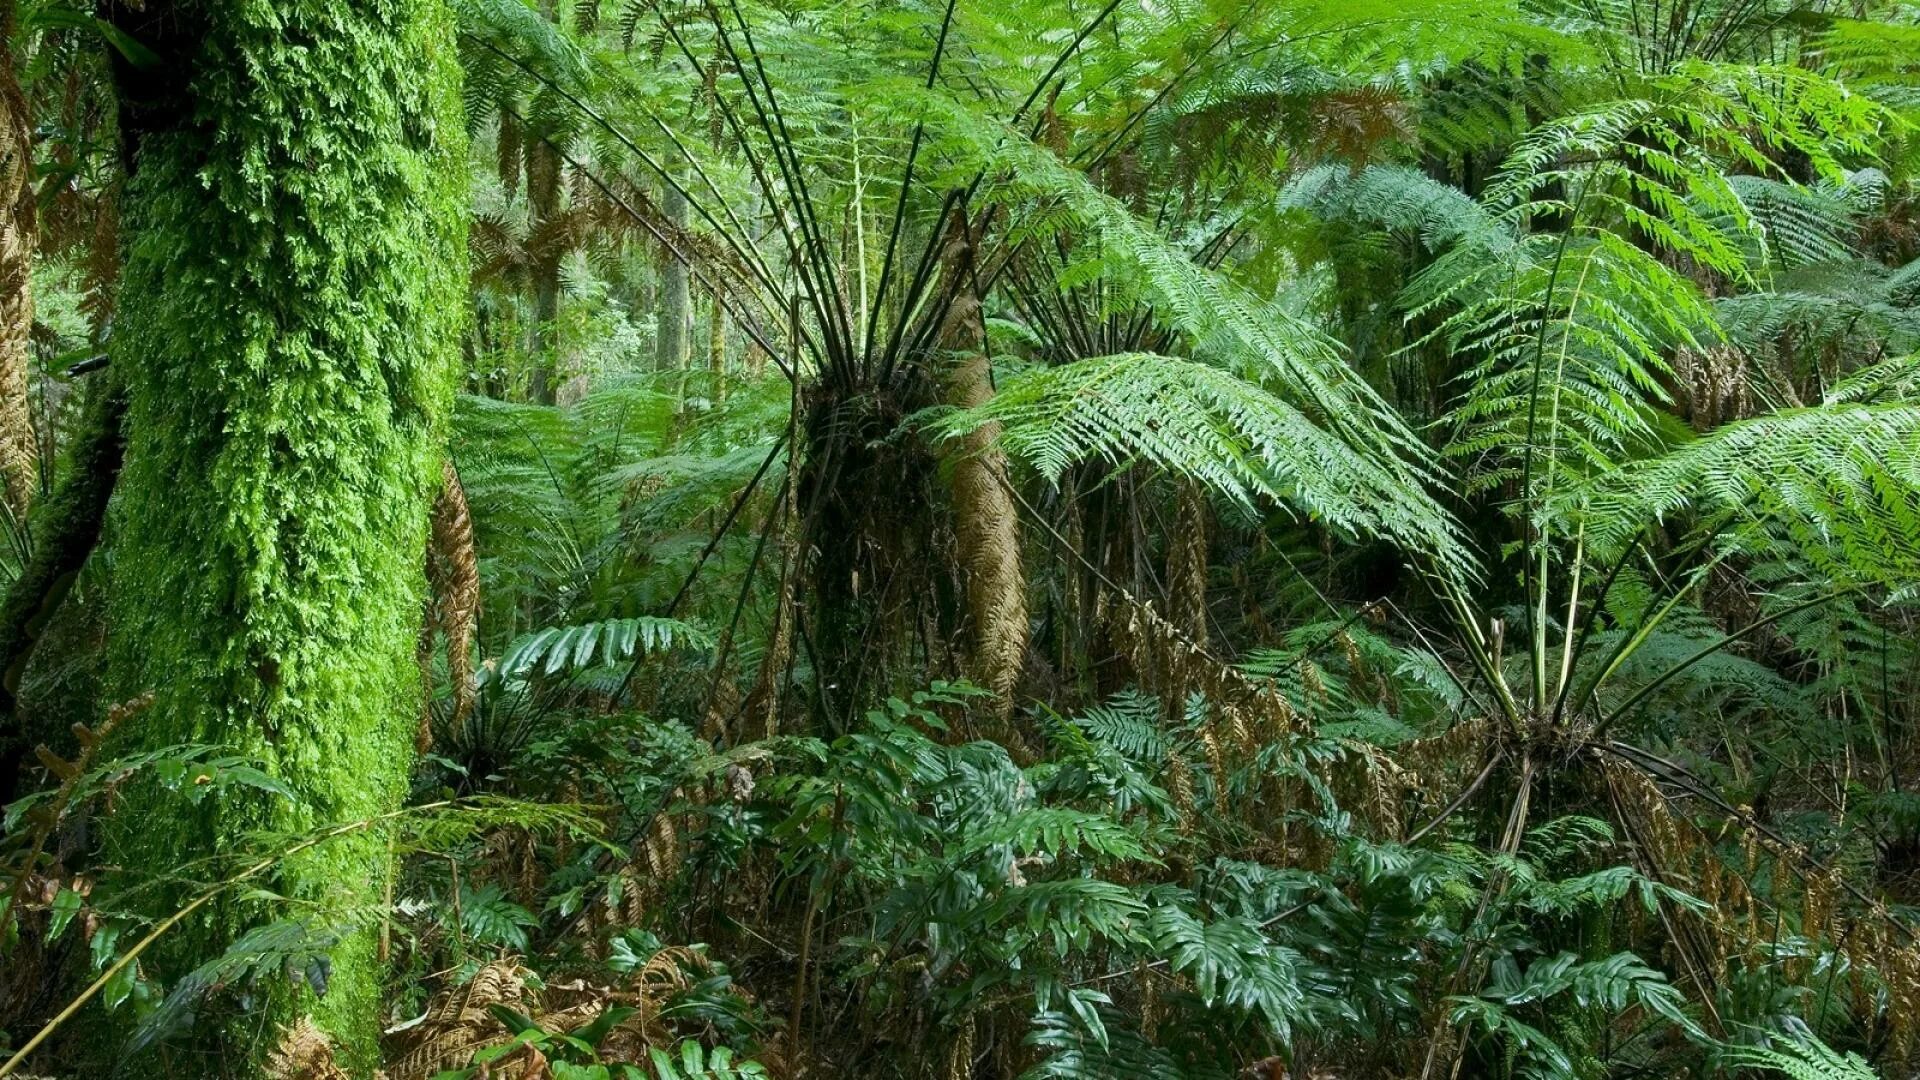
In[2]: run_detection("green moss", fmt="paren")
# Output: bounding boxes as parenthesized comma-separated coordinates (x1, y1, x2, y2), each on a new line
(102, 0, 466, 1066)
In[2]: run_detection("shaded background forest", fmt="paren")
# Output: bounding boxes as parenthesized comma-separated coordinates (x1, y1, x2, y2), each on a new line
(2, 0, 1920, 1077)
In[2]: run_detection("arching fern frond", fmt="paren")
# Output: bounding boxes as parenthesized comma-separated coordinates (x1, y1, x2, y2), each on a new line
(1396, 65, 1887, 518)
(1729, 171, 1886, 272)
(1280, 162, 1506, 254)
(924, 99, 1441, 476)
(929, 353, 1467, 571)
(501, 615, 714, 678)
(1574, 402, 1920, 590)
(1719, 1032, 1880, 1080)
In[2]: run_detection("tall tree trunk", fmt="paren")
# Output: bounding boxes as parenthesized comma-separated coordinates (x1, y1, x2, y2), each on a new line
(656, 178, 690, 373)
(523, 0, 561, 406)
(0, 1, 37, 521)
(1168, 480, 1209, 653)
(103, 0, 466, 1066)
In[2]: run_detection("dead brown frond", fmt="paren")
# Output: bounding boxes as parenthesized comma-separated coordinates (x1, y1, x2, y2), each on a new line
(1102, 594, 1422, 857)
(1306, 85, 1413, 165)
(1672, 344, 1751, 429)
(421, 460, 481, 750)
(1104, 596, 1302, 746)
(1163, 753, 1196, 836)
(264, 1017, 350, 1080)
(2, 691, 152, 933)
(483, 826, 543, 908)
(469, 209, 532, 288)
(386, 949, 739, 1079)
(1605, 758, 1920, 1063)
(576, 808, 685, 950)
(538, 945, 713, 1063)
(386, 960, 542, 1080)
(945, 1012, 976, 1080)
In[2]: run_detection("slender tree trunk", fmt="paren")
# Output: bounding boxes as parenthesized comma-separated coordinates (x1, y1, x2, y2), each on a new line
(1162, 479, 1209, 721)
(0, 371, 122, 805)
(1168, 480, 1209, 652)
(526, 108, 561, 406)
(703, 73, 725, 402)
(0, 1, 37, 521)
(103, 0, 466, 1066)
(708, 290, 727, 403)
(523, 0, 562, 406)
(656, 179, 690, 373)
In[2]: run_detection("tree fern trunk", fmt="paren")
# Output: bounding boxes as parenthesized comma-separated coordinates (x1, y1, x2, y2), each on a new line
(103, 0, 465, 1066)
(0, 3, 36, 521)
(929, 221, 1028, 718)
(940, 343, 1028, 716)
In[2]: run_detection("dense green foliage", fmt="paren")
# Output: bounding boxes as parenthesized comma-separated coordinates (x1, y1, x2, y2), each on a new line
(0, 0, 1917, 1077)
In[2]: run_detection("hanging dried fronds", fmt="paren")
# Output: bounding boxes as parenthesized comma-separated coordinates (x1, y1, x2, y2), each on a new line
(421, 460, 480, 749)
(1, 691, 151, 952)
(1104, 597, 1301, 748)
(1672, 344, 1752, 430)
(537, 945, 715, 1063)
(1605, 757, 1920, 1065)
(387, 948, 730, 1080)
(945, 1012, 976, 1080)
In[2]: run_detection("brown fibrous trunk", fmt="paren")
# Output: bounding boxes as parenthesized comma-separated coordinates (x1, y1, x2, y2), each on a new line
(938, 308, 1028, 715)
(0, 12, 37, 520)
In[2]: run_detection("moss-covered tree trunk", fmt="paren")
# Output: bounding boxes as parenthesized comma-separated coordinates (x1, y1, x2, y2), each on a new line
(103, 0, 465, 1065)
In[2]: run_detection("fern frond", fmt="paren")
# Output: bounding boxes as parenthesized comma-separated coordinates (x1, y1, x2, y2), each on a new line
(501, 615, 714, 678)
(1574, 402, 1920, 589)
(1719, 1032, 1880, 1080)
(930, 353, 1465, 570)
